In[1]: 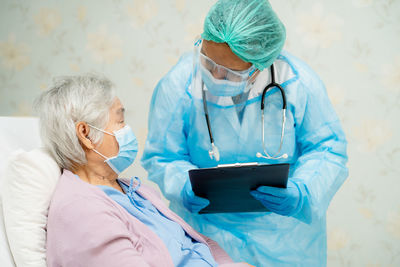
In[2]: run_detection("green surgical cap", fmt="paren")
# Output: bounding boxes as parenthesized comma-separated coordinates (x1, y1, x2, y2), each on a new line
(202, 0, 286, 71)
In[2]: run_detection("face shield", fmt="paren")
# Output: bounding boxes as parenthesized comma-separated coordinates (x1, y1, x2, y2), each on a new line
(191, 38, 260, 162)
(192, 38, 256, 98)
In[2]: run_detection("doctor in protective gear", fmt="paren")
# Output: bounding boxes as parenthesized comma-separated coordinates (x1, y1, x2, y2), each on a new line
(142, 0, 348, 266)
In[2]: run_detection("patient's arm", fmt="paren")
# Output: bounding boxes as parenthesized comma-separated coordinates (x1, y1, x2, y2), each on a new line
(46, 196, 152, 267)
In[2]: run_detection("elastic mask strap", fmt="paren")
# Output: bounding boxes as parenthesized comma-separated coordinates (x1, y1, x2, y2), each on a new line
(92, 148, 108, 160)
(88, 124, 114, 136)
(87, 124, 115, 161)
(249, 67, 257, 77)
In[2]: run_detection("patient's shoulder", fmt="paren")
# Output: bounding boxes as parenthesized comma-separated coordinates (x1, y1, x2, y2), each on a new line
(47, 170, 126, 224)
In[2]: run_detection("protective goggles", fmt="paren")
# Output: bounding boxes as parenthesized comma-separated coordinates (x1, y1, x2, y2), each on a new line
(194, 38, 256, 83)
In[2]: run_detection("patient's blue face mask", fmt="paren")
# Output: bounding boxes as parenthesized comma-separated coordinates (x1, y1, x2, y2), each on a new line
(88, 124, 138, 175)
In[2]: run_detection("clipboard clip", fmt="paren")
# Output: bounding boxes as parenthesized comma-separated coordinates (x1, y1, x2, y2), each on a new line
(216, 162, 259, 168)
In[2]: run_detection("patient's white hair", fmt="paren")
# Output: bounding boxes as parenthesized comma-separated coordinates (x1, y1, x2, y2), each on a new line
(34, 74, 116, 170)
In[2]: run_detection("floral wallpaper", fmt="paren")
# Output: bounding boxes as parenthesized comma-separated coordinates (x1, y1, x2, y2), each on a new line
(0, 0, 399, 266)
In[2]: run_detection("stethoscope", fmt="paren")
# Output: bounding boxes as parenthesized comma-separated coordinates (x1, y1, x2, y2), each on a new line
(202, 63, 288, 162)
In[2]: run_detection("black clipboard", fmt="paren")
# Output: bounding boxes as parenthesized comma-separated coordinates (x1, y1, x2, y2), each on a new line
(188, 163, 289, 214)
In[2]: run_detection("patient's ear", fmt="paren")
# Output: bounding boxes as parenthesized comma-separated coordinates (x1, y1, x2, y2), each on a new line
(76, 122, 94, 150)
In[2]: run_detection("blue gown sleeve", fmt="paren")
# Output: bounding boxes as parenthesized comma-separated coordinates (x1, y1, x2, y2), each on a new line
(141, 55, 196, 208)
(291, 66, 349, 224)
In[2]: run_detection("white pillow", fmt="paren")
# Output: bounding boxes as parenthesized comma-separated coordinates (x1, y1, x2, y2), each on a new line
(2, 148, 60, 267)
(0, 197, 15, 267)
(0, 116, 43, 267)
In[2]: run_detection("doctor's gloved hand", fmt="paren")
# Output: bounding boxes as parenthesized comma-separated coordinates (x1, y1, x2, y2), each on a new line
(182, 179, 210, 213)
(250, 179, 304, 217)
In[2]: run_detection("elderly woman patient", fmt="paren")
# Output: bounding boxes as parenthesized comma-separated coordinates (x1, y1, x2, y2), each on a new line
(36, 75, 249, 267)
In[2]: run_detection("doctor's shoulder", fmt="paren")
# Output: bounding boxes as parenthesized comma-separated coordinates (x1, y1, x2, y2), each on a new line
(279, 50, 327, 95)
(157, 52, 194, 94)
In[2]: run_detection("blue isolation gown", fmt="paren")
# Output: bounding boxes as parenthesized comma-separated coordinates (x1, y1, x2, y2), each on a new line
(141, 50, 348, 266)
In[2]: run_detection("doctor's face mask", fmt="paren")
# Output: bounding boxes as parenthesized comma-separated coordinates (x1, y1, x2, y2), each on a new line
(193, 38, 256, 97)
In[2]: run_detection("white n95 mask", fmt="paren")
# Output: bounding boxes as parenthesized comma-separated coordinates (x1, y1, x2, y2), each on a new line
(88, 124, 138, 175)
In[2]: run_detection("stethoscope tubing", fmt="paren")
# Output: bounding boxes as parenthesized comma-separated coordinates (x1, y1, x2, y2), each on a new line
(202, 63, 287, 161)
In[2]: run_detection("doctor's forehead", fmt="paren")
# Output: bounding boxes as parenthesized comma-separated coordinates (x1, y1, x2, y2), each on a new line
(201, 39, 251, 71)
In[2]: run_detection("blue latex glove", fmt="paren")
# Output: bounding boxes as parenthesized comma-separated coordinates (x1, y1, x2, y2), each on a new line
(250, 179, 304, 216)
(181, 179, 210, 213)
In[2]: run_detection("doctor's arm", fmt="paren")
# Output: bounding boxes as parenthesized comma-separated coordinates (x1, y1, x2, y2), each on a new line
(251, 73, 348, 224)
(289, 76, 348, 223)
(141, 73, 208, 213)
